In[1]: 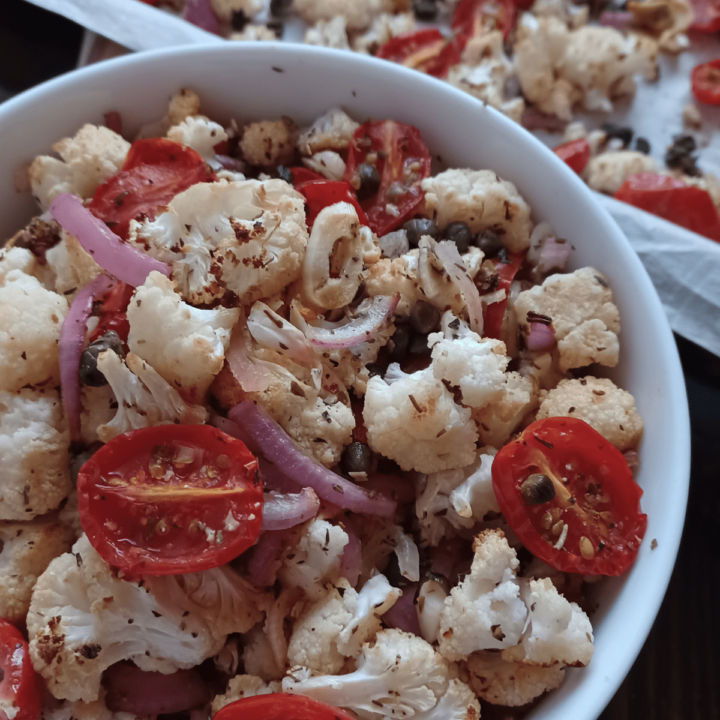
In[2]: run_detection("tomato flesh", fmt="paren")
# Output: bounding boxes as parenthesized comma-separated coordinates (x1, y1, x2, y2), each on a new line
(88, 278, 135, 344)
(212, 694, 356, 720)
(614, 172, 720, 244)
(289, 167, 327, 187)
(483, 250, 524, 339)
(376, 29, 461, 79)
(88, 138, 214, 240)
(691, 60, 720, 105)
(0, 621, 41, 720)
(452, 0, 518, 44)
(297, 180, 369, 229)
(689, 0, 720, 30)
(77, 425, 263, 577)
(492, 417, 647, 576)
(343, 120, 431, 237)
(553, 138, 591, 175)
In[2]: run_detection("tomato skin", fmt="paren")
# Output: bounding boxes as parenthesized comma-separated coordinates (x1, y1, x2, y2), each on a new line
(212, 694, 356, 720)
(376, 29, 461, 79)
(691, 60, 720, 105)
(689, 0, 720, 30)
(483, 251, 524, 339)
(88, 279, 135, 343)
(0, 621, 42, 720)
(553, 138, 590, 174)
(343, 120, 431, 237)
(88, 138, 215, 240)
(77, 425, 263, 577)
(614, 172, 720, 244)
(297, 180, 369, 229)
(492, 417, 647, 576)
(452, 0, 518, 44)
(289, 167, 327, 187)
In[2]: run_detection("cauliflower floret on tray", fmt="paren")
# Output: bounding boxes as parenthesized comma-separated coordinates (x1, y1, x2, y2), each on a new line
(211, 675, 282, 714)
(584, 150, 658, 195)
(0, 518, 75, 624)
(129, 179, 307, 306)
(0, 388, 70, 521)
(421, 169, 533, 253)
(163, 88, 201, 131)
(297, 107, 360, 156)
(514, 267, 620, 372)
(363, 256, 424, 317)
(352, 12, 415, 54)
(363, 367, 479, 474)
(210, 0, 263, 22)
(28, 535, 228, 702)
(537, 376, 643, 451)
(413, 679, 481, 720)
(167, 116, 229, 161)
(29, 124, 130, 209)
(304, 17, 350, 49)
(127, 272, 239, 402)
(287, 574, 400, 674)
(0, 270, 68, 392)
(293, 0, 408, 32)
(239, 119, 297, 168)
(466, 650, 566, 706)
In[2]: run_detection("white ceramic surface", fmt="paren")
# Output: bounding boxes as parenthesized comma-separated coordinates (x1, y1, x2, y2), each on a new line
(0, 44, 690, 720)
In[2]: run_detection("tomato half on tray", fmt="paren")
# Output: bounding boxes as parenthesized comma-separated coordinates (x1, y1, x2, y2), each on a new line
(376, 29, 461, 79)
(492, 417, 647, 576)
(0, 620, 41, 720)
(213, 694, 355, 720)
(344, 120, 431, 237)
(77, 425, 263, 577)
(691, 59, 720, 105)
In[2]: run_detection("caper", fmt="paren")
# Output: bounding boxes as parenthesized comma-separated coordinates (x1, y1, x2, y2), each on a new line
(520, 473, 556, 506)
(388, 324, 412, 361)
(342, 442, 373, 474)
(231, 9, 249, 30)
(266, 19, 284, 37)
(355, 163, 381, 202)
(366, 362, 384, 379)
(276, 165, 293, 184)
(409, 333, 432, 357)
(413, 0, 439, 20)
(270, 0, 291, 15)
(441, 221, 473, 254)
(79, 331, 126, 387)
(404, 218, 439, 247)
(475, 229, 503, 257)
(410, 300, 441, 335)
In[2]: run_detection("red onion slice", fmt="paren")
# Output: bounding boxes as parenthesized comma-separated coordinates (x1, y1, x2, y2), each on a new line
(521, 107, 568, 133)
(537, 236, 571, 274)
(227, 401, 396, 518)
(262, 488, 320, 531)
(434, 240, 484, 335)
(246, 529, 289, 587)
(526, 322, 556, 352)
(49, 193, 170, 287)
(59, 274, 115, 442)
(226, 317, 270, 393)
(258, 456, 302, 493)
(104, 663, 211, 715)
(183, 0, 222, 34)
(306, 294, 400, 349)
(599, 10, 634, 29)
(215, 154, 246, 173)
(382, 584, 421, 636)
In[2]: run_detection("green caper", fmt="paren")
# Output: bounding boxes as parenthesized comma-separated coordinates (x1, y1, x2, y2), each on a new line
(475, 229, 503, 257)
(388, 324, 412, 362)
(341, 442, 373, 474)
(520, 473, 556, 506)
(404, 218, 439, 247)
(355, 164, 381, 202)
(442, 221, 473, 254)
(410, 301, 441, 334)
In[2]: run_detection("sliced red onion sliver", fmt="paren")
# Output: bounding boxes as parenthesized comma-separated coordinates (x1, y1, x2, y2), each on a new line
(215, 154, 246, 173)
(227, 401, 396, 518)
(104, 663, 211, 715)
(538, 236, 571, 273)
(183, 0, 222, 34)
(49, 193, 170, 287)
(246, 529, 289, 587)
(59, 273, 115, 442)
(226, 319, 270, 393)
(262, 488, 320, 531)
(599, 10, 634, 29)
(258, 456, 302, 494)
(434, 240, 484, 335)
(382, 584, 421, 636)
(521, 107, 568, 133)
(526, 322, 556, 352)
(306, 294, 400, 349)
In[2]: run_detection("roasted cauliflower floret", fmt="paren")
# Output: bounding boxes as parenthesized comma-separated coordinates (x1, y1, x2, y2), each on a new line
(210, 0, 263, 21)
(421, 169, 533, 252)
(167, 116, 229, 161)
(297, 107, 360, 156)
(129, 179, 307, 306)
(0, 388, 70, 521)
(127, 272, 239, 402)
(211, 675, 282, 714)
(0, 271, 68, 392)
(466, 651, 566, 706)
(304, 17, 350, 48)
(29, 124, 130, 209)
(293, 0, 409, 32)
(514, 267, 620, 372)
(44, 233, 102, 301)
(363, 367, 479, 474)
(239, 119, 297, 168)
(363, 256, 424, 317)
(584, 151, 658, 195)
(163, 88, 201, 130)
(352, 12, 415, 54)
(537, 376, 643, 450)
(0, 247, 36, 284)
(0, 518, 75, 624)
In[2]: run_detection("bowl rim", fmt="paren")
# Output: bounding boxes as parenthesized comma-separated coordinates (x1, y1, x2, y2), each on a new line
(0, 42, 691, 719)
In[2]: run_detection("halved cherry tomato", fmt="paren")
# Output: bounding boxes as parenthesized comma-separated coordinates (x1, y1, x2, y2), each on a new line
(297, 181, 369, 229)
(483, 250, 524, 339)
(553, 138, 590, 175)
(452, 0, 518, 45)
(77, 425, 263, 576)
(344, 120, 431, 237)
(614, 172, 720, 243)
(0, 620, 42, 720)
(289, 167, 326, 187)
(492, 417, 647, 576)
(691, 60, 720, 105)
(88, 278, 135, 343)
(213, 694, 356, 720)
(88, 138, 215, 240)
(376, 29, 461, 79)
(689, 0, 720, 30)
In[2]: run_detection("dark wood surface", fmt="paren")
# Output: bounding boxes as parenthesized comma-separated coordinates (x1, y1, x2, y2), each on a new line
(3, 3, 719, 716)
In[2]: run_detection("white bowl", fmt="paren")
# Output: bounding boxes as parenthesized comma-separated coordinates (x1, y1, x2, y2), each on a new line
(0, 43, 690, 720)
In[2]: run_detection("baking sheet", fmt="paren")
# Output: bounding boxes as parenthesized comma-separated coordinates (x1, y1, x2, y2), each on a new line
(22, 0, 720, 357)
